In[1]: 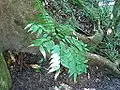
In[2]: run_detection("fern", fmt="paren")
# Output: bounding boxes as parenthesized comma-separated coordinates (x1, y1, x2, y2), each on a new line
(60, 40, 88, 82)
(48, 45, 61, 79)
(25, 0, 88, 82)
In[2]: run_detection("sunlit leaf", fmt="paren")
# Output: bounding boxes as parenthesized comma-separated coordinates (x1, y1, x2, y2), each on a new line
(48, 45, 60, 78)
(39, 46, 46, 60)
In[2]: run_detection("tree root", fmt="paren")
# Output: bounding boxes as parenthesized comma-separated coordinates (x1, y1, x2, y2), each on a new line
(74, 30, 120, 76)
(86, 52, 120, 76)
(73, 30, 103, 44)
(73, 29, 104, 51)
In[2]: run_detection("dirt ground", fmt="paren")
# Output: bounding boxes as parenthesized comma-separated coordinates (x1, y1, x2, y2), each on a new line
(3, 51, 120, 90)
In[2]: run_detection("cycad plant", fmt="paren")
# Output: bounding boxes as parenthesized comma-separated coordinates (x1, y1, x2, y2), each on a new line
(25, 0, 88, 82)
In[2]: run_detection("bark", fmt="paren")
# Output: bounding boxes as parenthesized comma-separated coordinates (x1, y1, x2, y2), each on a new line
(0, 0, 39, 54)
(73, 29, 103, 51)
(86, 52, 120, 76)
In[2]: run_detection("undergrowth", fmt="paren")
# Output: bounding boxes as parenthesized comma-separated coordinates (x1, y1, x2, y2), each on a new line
(25, 0, 88, 82)
(25, 0, 120, 82)
(74, 0, 120, 61)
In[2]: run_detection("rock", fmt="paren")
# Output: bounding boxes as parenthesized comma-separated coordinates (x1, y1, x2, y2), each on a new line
(0, 0, 39, 54)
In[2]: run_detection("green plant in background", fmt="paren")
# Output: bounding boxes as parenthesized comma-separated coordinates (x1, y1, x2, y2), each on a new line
(73, 0, 120, 61)
(73, 0, 114, 27)
(104, 26, 120, 62)
(25, 0, 88, 82)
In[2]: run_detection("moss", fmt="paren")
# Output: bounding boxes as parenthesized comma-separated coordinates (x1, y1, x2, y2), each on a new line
(0, 49, 12, 90)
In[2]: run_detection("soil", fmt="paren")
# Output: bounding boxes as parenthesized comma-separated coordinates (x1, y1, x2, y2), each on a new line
(4, 51, 120, 90)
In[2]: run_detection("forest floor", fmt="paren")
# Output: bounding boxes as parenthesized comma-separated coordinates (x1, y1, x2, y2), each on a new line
(3, 1, 120, 90)
(4, 51, 120, 90)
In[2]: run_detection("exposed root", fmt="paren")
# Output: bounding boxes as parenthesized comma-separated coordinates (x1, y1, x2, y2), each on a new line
(86, 52, 120, 76)
(73, 29, 103, 46)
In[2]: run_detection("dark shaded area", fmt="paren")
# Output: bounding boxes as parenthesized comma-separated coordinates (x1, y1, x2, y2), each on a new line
(11, 68, 56, 90)
(4, 51, 120, 90)
(44, 0, 94, 36)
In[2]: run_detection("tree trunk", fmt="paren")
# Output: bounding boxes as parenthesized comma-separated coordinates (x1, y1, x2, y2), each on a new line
(0, 0, 39, 53)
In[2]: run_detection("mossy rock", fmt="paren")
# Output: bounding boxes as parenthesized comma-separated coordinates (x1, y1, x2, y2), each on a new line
(0, 50, 12, 90)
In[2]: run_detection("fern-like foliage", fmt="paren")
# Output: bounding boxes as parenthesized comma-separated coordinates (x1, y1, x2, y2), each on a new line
(48, 45, 61, 79)
(25, 0, 88, 82)
(73, 0, 114, 27)
(60, 38, 88, 82)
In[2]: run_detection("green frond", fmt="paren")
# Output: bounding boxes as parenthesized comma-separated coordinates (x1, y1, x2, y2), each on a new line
(60, 41, 88, 82)
(25, 0, 88, 82)
(42, 40, 54, 53)
(25, 22, 44, 35)
(58, 24, 74, 36)
(48, 45, 61, 79)
(31, 38, 48, 46)
(39, 45, 46, 59)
